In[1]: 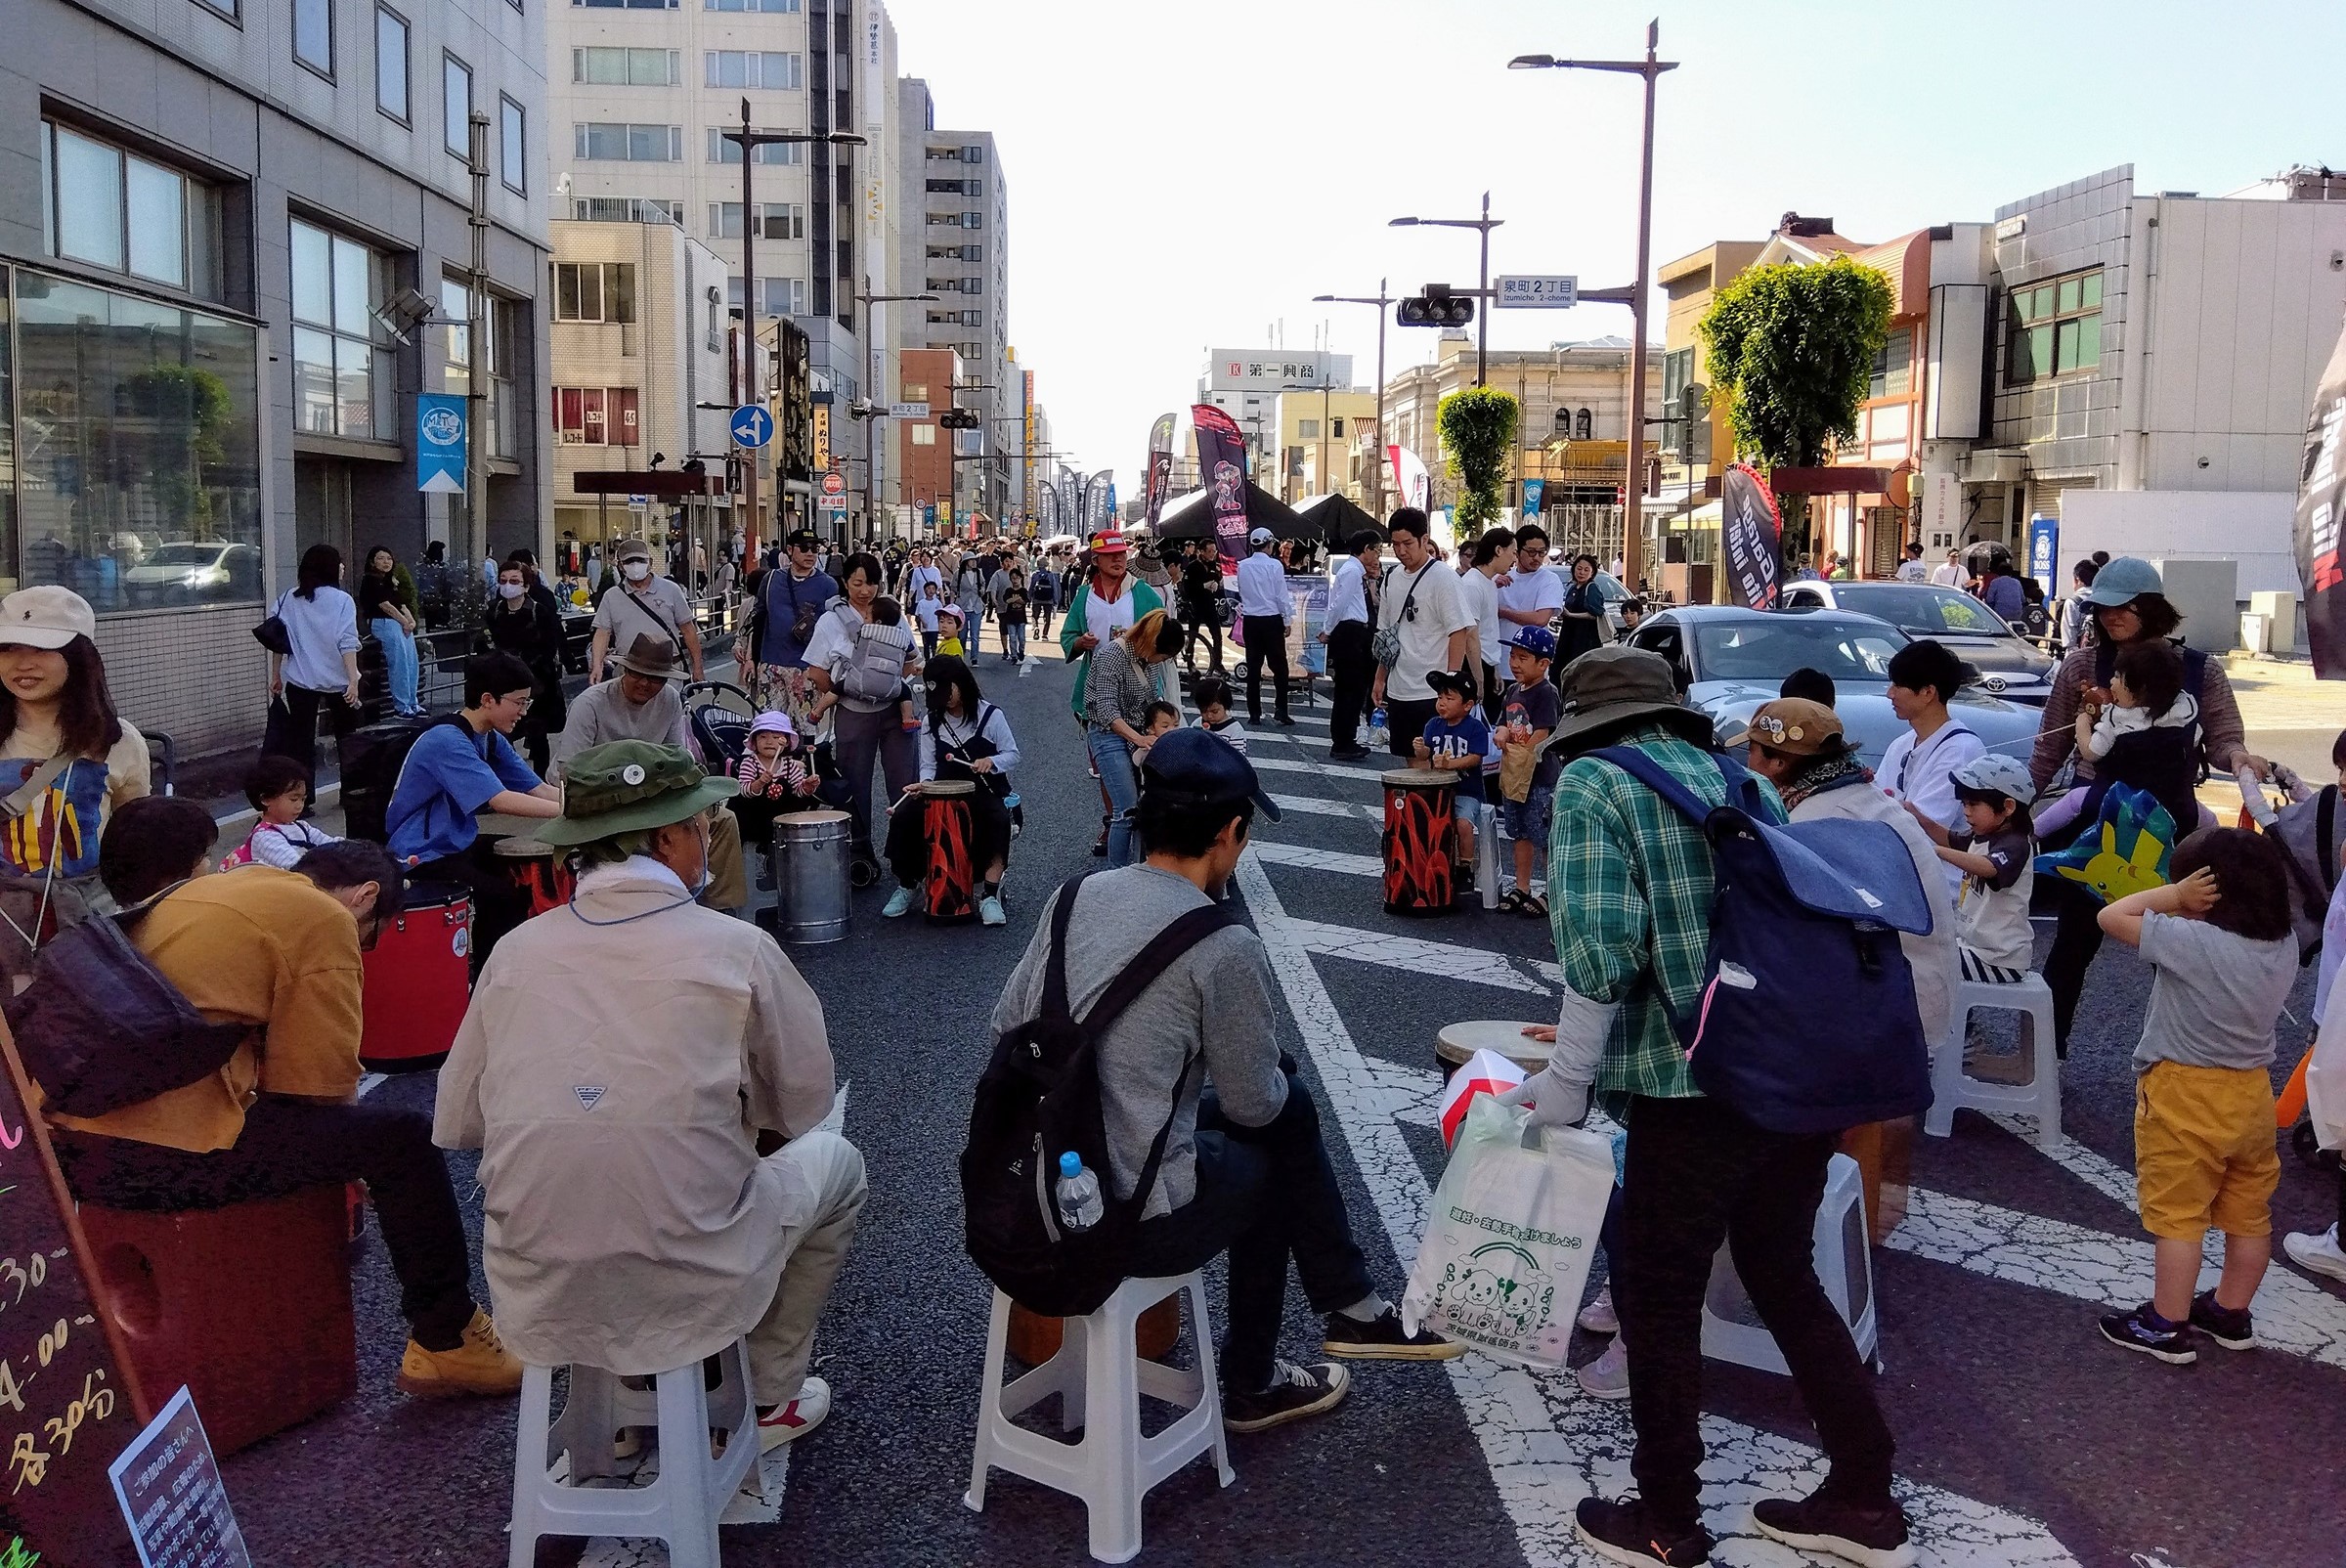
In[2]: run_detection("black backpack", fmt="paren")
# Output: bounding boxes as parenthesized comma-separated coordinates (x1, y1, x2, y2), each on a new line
(342, 714, 469, 846)
(961, 875, 1239, 1317)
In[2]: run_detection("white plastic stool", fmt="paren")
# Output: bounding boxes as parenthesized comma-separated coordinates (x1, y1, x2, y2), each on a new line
(507, 1337, 758, 1568)
(965, 1275, 1234, 1564)
(1925, 971, 2063, 1151)
(1701, 1152, 1880, 1375)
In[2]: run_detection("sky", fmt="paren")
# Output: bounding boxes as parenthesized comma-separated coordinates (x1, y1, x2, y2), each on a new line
(882, 0, 2346, 484)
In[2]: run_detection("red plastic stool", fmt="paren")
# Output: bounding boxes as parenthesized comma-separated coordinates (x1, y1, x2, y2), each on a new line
(79, 1184, 357, 1457)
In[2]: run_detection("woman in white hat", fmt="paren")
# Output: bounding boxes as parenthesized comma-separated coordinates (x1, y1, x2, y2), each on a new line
(0, 585, 152, 912)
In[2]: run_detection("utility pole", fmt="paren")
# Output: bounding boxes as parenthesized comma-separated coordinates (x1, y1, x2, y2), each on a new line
(464, 109, 490, 569)
(1389, 208, 1502, 389)
(1315, 280, 1396, 516)
(848, 274, 938, 544)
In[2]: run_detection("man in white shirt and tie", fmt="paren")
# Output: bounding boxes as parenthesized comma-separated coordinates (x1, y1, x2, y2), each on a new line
(1236, 527, 1295, 727)
(1321, 531, 1380, 760)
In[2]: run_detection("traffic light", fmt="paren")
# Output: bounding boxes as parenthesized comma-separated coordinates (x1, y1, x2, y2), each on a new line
(938, 408, 980, 430)
(1397, 283, 1475, 328)
(1676, 382, 1711, 465)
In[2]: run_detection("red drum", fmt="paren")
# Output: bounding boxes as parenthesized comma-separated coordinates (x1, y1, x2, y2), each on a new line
(1382, 768, 1458, 917)
(922, 779, 978, 924)
(492, 834, 575, 919)
(358, 885, 472, 1071)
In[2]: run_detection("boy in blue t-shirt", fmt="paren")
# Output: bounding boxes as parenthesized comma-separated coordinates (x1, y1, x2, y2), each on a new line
(385, 651, 562, 968)
(1412, 669, 1495, 869)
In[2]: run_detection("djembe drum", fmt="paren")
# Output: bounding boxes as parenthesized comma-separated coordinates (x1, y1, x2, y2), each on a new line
(1381, 767, 1457, 915)
(921, 779, 979, 924)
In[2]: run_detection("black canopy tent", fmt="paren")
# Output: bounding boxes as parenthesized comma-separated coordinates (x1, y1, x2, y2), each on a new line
(1291, 492, 1386, 549)
(1151, 481, 1312, 543)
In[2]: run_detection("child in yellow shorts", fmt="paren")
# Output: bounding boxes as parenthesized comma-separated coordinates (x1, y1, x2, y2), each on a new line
(2096, 827, 2300, 1364)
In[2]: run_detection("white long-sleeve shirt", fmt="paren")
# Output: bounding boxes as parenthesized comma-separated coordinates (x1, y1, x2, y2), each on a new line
(918, 701, 1021, 781)
(1325, 554, 1368, 627)
(1235, 551, 1289, 621)
(277, 586, 362, 693)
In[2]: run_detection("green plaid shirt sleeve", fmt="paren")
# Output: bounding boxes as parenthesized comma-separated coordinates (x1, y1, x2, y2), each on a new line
(1545, 727, 1784, 1105)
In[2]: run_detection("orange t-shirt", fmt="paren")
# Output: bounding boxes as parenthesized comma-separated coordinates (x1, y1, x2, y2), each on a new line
(44, 867, 365, 1153)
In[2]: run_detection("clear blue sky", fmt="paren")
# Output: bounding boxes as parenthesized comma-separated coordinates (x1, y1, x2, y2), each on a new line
(881, 0, 2346, 485)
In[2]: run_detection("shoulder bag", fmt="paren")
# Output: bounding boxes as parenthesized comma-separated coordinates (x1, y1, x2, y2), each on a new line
(1369, 565, 1424, 670)
(621, 581, 689, 662)
(252, 590, 293, 655)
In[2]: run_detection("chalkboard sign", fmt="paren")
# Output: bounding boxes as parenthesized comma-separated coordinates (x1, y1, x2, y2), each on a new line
(0, 1027, 148, 1568)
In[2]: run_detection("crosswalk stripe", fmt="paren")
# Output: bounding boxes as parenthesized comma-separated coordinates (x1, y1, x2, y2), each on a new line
(1281, 915, 1549, 993)
(1248, 841, 1383, 878)
(1268, 793, 1378, 822)
(1249, 756, 1388, 783)
(1232, 847, 2080, 1565)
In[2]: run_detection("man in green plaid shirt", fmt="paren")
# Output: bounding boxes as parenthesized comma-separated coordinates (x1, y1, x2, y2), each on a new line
(1500, 646, 1910, 1568)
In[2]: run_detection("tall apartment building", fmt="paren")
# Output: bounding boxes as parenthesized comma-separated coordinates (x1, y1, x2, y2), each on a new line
(3, 0, 550, 757)
(894, 78, 1010, 527)
(549, 0, 899, 537)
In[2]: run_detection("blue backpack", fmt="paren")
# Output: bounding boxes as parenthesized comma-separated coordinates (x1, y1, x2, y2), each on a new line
(1589, 746, 1936, 1135)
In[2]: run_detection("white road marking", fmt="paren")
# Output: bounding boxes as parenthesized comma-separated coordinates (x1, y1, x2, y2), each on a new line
(1235, 848, 2081, 1565)
(1248, 840, 1385, 879)
(1250, 756, 1389, 784)
(1268, 792, 1379, 822)
(1280, 915, 1550, 994)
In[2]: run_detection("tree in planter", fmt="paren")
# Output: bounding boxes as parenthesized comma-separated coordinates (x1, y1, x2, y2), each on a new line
(1699, 255, 1893, 563)
(1437, 386, 1520, 532)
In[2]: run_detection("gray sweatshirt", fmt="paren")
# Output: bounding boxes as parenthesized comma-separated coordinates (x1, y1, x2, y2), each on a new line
(988, 865, 1286, 1218)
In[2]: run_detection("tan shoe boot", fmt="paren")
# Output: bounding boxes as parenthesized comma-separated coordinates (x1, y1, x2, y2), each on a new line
(397, 1309, 524, 1398)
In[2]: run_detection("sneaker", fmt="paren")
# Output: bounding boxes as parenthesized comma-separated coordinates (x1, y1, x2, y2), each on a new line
(1221, 1360, 1349, 1434)
(978, 894, 1006, 927)
(1573, 1496, 1713, 1566)
(1329, 746, 1372, 762)
(2189, 1288, 2257, 1351)
(757, 1374, 830, 1452)
(1321, 1307, 1464, 1360)
(396, 1309, 523, 1398)
(1577, 1335, 1629, 1401)
(881, 886, 917, 919)
(1752, 1492, 1917, 1568)
(2098, 1303, 2196, 1365)
(2283, 1223, 2346, 1284)
(1577, 1285, 1619, 1335)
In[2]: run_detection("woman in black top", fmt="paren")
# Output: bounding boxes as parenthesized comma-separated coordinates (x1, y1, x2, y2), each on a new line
(1179, 539, 1227, 675)
(485, 559, 567, 772)
(358, 544, 424, 718)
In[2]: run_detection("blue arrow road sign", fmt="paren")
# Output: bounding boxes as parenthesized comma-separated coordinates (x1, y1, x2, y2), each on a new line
(730, 405, 774, 449)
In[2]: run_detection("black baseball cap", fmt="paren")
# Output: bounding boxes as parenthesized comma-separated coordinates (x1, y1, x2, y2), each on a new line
(1426, 668, 1476, 700)
(1139, 728, 1282, 822)
(786, 528, 822, 549)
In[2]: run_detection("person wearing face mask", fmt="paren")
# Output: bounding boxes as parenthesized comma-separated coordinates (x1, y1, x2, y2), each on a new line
(486, 560, 568, 775)
(436, 741, 866, 1450)
(590, 538, 704, 686)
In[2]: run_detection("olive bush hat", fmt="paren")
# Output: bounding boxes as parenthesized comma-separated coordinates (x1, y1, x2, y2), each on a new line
(536, 740, 738, 848)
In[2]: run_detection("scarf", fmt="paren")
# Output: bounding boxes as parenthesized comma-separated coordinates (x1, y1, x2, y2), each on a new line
(1779, 753, 1873, 811)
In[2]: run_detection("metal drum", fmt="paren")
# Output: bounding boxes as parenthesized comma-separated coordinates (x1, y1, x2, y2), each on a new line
(773, 808, 852, 944)
(1380, 767, 1457, 916)
(358, 883, 472, 1071)
(920, 779, 978, 924)
(1434, 1020, 1557, 1081)
(490, 835, 574, 919)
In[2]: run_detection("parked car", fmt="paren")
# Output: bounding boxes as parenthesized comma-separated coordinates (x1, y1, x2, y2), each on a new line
(1619, 605, 2043, 767)
(121, 541, 262, 606)
(1778, 579, 2056, 702)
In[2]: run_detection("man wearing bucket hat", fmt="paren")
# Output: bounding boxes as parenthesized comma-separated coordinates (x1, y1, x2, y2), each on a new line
(1499, 648, 1911, 1567)
(436, 740, 865, 1449)
(2025, 556, 2264, 1054)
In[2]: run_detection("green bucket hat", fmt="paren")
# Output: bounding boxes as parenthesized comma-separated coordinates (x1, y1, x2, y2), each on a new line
(535, 740, 738, 848)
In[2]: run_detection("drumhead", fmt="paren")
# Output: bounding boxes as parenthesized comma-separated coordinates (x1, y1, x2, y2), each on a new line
(1381, 767, 1451, 789)
(400, 880, 473, 913)
(780, 808, 852, 826)
(490, 836, 558, 858)
(1435, 1020, 1556, 1069)
(924, 779, 978, 796)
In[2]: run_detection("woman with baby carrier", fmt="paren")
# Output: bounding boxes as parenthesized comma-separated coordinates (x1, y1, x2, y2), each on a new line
(803, 552, 921, 881)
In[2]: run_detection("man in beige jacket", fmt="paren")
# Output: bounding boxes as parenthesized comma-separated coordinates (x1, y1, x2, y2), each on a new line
(435, 740, 865, 1448)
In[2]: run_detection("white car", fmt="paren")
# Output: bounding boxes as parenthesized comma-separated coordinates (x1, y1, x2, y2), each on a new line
(122, 542, 261, 605)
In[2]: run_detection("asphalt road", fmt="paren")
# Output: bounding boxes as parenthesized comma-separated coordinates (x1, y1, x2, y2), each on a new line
(222, 630, 2346, 1568)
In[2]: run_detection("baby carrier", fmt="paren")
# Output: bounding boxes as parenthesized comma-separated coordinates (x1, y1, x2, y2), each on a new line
(2073, 640, 2207, 837)
(832, 605, 914, 705)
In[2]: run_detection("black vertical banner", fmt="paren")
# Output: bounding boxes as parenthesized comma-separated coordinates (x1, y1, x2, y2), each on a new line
(1143, 413, 1176, 533)
(1720, 462, 1784, 609)
(1192, 404, 1250, 573)
(2295, 314, 2346, 679)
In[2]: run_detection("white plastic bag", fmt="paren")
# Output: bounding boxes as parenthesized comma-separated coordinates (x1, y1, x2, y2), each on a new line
(1401, 1095, 1617, 1368)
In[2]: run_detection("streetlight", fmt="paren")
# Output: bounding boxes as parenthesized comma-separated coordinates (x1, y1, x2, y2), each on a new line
(1509, 21, 1675, 591)
(847, 277, 937, 542)
(1390, 196, 1501, 387)
(1314, 279, 1396, 515)
(720, 98, 864, 563)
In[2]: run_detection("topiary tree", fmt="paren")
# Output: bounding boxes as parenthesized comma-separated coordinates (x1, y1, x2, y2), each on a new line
(1437, 386, 1519, 532)
(1699, 255, 1894, 559)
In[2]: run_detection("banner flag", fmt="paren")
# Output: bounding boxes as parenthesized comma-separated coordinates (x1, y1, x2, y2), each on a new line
(2294, 313, 2346, 677)
(1521, 478, 1545, 518)
(1386, 444, 1431, 513)
(1720, 462, 1784, 609)
(1193, 404, 1250, 571)
(416, 394, 466, 495)
(1144, 413, 1177, 531)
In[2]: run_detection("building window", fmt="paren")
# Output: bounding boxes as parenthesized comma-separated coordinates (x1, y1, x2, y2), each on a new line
(761, 278, 804, 317)
(194, 0, 239, 18)
(440, 282, 518, 458)
(704, 51, 803, 90)
(1662, 346, 1692, 407)
(910, 423, 935, 446)
(577, 0, 677, 8)
(963, 243, 981, 263)
(574, 196, 681, 225)
(1551, 407, 1572, 436)
(962, 211, 982, 230)
(1575, 409, 1592, 440)
(553, 262, 636, 323)
(2006, 268, 2102, 385)
(14, 270, 264, 611)
(294, 0, 333, 76)
(963, 145, 983, 163)
(960, 308, 980, 327)
(1866, 327, 1913, 401)
(709, 202, 804, 240)
(705, 0, 798, 10)
(573, 47, 678, 85)
(577, 122, 683, 161)
(499, 97, 526, 194)
(444, 55, 472, 156)
(289, 219, 393, 442)
(554, 387, 641, 446)
(706, 129, 801, 165)
(375, 7, 410, 121)
(39, 122, 222, 298)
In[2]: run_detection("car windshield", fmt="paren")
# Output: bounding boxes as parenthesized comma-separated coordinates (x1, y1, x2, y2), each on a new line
(1691, 618, 1906, 683)
(1829, 585, 2006, 636)
(148, 544, 226, 565)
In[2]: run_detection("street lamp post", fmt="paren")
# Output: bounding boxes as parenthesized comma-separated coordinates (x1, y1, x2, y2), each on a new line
(847, 276, 938, 544)
(1391, 196, 1501, 387)
(1313, 280, 1395, 517)
(1509, 22, 1676, 591)
(720, 99, 864, 565)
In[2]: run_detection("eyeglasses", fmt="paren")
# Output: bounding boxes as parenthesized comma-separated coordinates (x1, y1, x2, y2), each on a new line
(500, 691, 535, 712)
